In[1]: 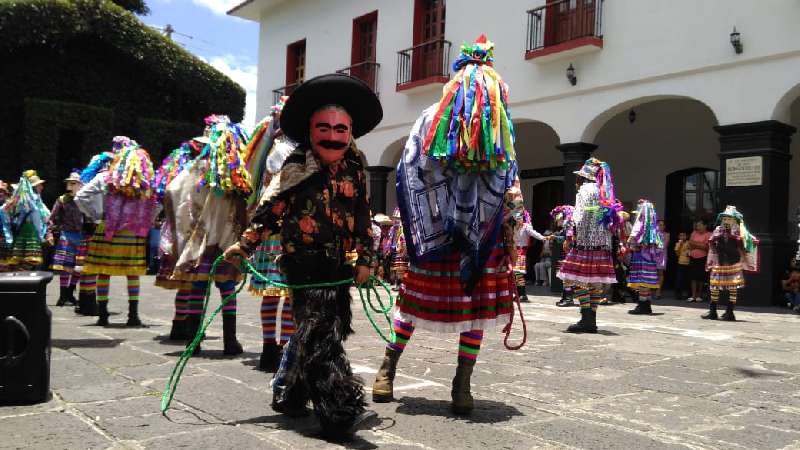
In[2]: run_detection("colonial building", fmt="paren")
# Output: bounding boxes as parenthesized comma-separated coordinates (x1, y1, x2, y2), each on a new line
(230, 0, 800, 306)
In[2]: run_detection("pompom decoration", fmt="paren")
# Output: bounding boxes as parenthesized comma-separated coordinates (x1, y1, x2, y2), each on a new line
(107, 142, 156, 199)
(80, 152, 115, 184)
(422, 34, 516, 173)
(154, 143, 195, 201)
(629, 199, 663, 247)
(196, 115, 252, 196)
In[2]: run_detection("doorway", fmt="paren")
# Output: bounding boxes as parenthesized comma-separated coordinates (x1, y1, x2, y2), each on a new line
(531, 179, 564, 231)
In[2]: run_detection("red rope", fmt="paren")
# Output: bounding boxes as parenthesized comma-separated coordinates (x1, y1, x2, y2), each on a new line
(502, 266, 527, 350)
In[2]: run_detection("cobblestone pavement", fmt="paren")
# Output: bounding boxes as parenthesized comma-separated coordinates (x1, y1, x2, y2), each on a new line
(2, 278, 800, 449)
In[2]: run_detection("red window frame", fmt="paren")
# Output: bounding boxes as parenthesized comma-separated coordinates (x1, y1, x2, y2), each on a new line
(285, 38, 306, 94)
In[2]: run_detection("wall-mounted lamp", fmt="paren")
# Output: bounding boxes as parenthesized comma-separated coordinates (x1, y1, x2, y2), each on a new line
(628, 109, 637, 124)
(730, 26, 743, 54)
(566, 63, 577, 86)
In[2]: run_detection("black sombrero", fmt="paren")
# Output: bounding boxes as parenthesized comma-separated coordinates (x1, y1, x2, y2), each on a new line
(280, 73, 383, 143)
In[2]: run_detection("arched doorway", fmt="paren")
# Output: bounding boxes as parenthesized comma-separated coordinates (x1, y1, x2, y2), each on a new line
(531, 179, 563, 231)
(587, 97, 720, 292)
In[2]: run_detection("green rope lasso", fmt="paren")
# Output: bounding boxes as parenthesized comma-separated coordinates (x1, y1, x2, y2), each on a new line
(160, 255, 395, 413)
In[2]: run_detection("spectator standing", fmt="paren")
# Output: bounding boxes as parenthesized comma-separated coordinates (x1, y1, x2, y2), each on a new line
(674, 232, 691, 300)
(687, 220, 711, 302)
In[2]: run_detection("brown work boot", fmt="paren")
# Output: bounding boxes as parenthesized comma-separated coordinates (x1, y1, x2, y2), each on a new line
(451, 358, 476, 415)
(372, 348, 402, 402)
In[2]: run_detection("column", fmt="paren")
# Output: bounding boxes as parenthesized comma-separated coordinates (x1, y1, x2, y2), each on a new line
(366, 166, 393, 214)
(715, 120, 796, 306)
(558, 142, 597, 204)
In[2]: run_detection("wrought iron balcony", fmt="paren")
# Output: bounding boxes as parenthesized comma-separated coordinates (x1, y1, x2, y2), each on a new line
(396, 39, 452, 91)
(272, 82, 300, 105)
(336, 61, 380, 95)
(526, 0, 604, 60)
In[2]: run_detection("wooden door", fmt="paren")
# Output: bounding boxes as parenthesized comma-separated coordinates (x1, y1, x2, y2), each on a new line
(547, 0, 596, 45)
(413, 0, 445, 81)
(351, 12, 378, 89)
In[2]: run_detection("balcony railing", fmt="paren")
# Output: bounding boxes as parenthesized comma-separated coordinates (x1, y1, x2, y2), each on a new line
(396, 39, 452, 89)
(526, 0, 604, 53)
(336, 61, 380, 95)
(272, 82, 300, 105)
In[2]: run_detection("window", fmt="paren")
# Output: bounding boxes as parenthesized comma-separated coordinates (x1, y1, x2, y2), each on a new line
(285, 39, 306, 95)
(684, 170, 718, 220)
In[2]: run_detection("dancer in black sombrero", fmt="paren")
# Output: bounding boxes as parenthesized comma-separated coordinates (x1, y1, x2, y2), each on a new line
(225, 73, 382, 441)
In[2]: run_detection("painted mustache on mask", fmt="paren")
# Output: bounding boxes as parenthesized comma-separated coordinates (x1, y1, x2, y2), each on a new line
(317, 140, 348, 150)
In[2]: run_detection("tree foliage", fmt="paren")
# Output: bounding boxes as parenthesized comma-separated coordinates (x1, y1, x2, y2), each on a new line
(110, 0, 149, 15)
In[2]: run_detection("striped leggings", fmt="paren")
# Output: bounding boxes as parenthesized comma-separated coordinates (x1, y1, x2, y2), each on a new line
(261, 295, 295, 345)
(95, 275, 140, 302)
(184, 279, 238, 316)
(387, 318, 484, 362)
(59, 273, 80, 288)
(573, 283, 605, 311)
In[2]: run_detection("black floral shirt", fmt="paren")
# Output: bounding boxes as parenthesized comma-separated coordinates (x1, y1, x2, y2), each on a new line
(248, 147, 374, 267)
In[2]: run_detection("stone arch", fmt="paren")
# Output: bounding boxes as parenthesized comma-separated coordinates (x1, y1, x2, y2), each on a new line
(580, 95, 719, 143)
(772, 82, 800, 123)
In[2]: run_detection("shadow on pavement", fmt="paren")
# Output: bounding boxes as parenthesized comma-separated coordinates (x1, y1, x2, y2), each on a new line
(163, 350, 260, 360)
(234, 414, 379, 449)
(395, 396, 524, 424)
(51, 338, 124, 349)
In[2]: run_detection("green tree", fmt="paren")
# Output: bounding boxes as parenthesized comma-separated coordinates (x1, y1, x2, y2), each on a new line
(110, 0, 149, 15)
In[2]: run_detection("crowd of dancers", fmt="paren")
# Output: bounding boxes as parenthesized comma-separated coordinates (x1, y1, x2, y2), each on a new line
(0, 34, 762, 442)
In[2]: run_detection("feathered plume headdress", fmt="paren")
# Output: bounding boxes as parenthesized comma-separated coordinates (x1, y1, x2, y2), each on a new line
(422, 34, 516, 173)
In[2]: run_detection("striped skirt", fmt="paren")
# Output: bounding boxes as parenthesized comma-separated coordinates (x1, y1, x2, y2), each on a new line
(395, 244, 513, 333)
(52, 231, 87, 273)
(7, 222, 43, 270)
(83, 223, 146, 276)
(710, 263, 745, 291)
(627, 251, 660, 289)
(392, 253, 409, 275)
(249, 236, 287, 297)
(557, 245, 616, 285)
(513, 247, 528, 274)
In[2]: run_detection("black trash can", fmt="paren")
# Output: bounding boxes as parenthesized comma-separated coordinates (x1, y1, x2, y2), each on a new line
(0, 271, 53, 404)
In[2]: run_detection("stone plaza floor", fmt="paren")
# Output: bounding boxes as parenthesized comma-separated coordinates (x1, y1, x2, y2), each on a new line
(1, 277, 799, 449)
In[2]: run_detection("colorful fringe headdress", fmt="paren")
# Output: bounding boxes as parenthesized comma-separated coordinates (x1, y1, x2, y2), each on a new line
(243, 97, 288, 207)
(717, 205, 756, 253)
(577, 157, 623, 231)
(154, 143, 195, 201)
(550, 205, 574, 224)
(108, 142, 156, 199)
(422, 34, 516, 174)
(629, 199, 663, 247)
(197, 115, 252, 196)
(8, 175, 50, 241)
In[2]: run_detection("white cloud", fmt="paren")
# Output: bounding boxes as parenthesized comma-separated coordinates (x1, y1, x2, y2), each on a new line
(192, 0, 243, 15)
(207, 55, 258, 129)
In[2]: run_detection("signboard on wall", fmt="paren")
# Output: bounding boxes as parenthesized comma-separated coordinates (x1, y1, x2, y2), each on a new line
(725, 156, 763, 187)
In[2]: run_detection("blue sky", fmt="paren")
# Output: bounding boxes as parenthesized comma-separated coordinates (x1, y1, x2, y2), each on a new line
(142, 0, 259, 127)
